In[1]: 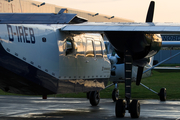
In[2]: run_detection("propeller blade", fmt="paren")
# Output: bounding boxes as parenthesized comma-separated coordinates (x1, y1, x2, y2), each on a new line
(146, 1, 155, 22)
(136, 66, 144, 86)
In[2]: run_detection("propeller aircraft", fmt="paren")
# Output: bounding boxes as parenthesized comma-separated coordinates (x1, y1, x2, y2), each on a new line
(0, 1, 180, 118)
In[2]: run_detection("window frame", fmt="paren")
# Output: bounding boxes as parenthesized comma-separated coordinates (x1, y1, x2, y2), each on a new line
(94, 40, 103, 57)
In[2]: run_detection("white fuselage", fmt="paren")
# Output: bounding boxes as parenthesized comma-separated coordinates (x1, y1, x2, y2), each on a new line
(0, 24, 111, 94)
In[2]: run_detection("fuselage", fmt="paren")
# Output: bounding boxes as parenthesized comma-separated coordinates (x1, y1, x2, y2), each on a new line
(0, 24, 111, 95)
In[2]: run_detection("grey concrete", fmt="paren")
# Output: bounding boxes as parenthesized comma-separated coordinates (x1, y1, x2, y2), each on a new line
(0, 96, 180, 120)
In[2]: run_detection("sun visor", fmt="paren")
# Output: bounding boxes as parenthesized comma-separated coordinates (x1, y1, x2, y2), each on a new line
(0, 12, 87, 24)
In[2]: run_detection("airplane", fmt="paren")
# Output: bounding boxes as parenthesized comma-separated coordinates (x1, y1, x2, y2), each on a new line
(1, 1, 180, 118)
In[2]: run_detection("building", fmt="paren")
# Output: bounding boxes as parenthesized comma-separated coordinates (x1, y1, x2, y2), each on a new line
(0, 0, 133, 22)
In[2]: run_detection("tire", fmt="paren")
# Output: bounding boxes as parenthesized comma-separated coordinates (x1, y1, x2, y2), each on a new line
(89, 91, 100, 106)
(159, 88, 166, 101)
(112, 89, 119, 102)
(130, 99, 140, 118)
(115, 99, 126, 118)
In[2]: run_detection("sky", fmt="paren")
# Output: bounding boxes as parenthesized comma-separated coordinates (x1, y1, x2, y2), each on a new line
(35, 0, 180, 22)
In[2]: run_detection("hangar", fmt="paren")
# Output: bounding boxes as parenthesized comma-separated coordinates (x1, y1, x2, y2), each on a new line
(0, 0, 132, 22)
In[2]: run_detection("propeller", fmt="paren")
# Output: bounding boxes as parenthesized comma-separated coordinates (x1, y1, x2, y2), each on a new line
(146, 1, 155, 22)
(136, 1, 155, 86)
(136, 67, 144, 85)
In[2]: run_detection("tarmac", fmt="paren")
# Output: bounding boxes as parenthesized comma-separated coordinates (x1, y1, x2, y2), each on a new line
(0, 95, 180, 120)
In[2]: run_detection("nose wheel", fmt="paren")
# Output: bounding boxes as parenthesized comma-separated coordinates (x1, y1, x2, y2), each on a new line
(115, 99, 125, 118)
(129, 99, 140, 118)
(116, 99, 140, 118)
(88, 91, 100, 106)
(115, 50, 141, 118)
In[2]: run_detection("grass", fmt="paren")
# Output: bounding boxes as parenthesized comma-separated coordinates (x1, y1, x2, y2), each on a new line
(1, 68, 180, 100)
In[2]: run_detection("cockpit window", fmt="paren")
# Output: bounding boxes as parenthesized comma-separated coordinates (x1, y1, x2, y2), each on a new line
(64, 38, 76, 56)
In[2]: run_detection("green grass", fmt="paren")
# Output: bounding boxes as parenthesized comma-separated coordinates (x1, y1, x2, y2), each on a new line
(1, 69, 180, 100)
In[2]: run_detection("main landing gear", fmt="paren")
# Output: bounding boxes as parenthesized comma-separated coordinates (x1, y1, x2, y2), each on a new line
(111, 83, 167, 102)
(140, 83, 166, 101)
(87, 91, 100, 106)
(159, 88, 166, 101)
(116, 99, 140, 118)
(115, 50, 166, 118)
(115, 87, 166, 118)
(113, 83, 166, 118)
(112, 83, 119, 102)
(115, 50, 141, 118)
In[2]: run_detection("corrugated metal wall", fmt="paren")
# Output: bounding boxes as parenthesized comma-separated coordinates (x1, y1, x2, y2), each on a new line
(0, 0, 133, 22)
(154, 50, 180, 64)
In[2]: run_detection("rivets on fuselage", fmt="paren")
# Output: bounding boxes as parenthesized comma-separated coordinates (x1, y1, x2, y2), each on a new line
(23, 57, 26, 61)
(38, 65, 41, 69)
(5, 49, 60, 78)
(52, 73, 55, 76)
(6, 48, 10, 52)
(15, 53, 18, 56)
(30, 61, 34, 65)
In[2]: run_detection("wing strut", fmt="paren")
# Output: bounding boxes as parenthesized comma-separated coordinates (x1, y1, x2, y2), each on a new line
(143, 51, 180, 74)
(139, 52, 180, 102)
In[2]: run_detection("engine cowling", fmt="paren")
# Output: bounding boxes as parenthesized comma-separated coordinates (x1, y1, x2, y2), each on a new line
(104, 31, 162, 67)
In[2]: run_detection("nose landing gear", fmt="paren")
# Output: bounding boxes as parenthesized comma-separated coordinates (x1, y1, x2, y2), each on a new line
(116, 99, 140, 118)
(115, 99, 125, 118)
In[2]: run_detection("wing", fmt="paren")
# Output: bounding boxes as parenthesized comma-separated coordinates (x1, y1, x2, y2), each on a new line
(61, 22, 180, 63)
(61, 22, 180, 33)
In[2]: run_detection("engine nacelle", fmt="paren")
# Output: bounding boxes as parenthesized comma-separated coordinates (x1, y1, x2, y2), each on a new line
(105, 32, 162, 66)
